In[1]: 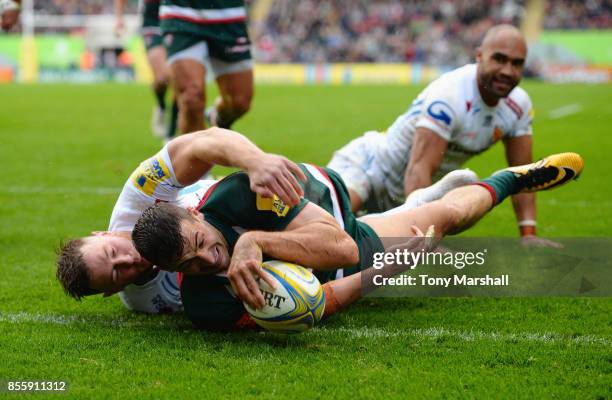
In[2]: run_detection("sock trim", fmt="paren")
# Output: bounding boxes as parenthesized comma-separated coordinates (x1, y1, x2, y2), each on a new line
(473, 182, 497, 205)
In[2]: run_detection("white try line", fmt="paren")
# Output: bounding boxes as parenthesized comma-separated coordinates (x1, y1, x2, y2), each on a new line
(0, 312, 160, 328)
(547, 103, 583, 120)
(314, 326, 611, 346)
(542, 199, 612, 208)
(1, 312, 609, 346)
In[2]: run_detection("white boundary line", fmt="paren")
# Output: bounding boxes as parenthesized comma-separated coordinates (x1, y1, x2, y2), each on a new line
(1, 312, 609, 346)
(315, 326, 611, 346)
(547, 103, 583, 120)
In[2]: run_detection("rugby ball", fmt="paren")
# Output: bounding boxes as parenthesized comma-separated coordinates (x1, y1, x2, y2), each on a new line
(244, 260, 325, 333)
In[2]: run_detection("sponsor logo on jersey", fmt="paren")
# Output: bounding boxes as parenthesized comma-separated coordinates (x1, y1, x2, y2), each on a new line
(427, 101, 453, 126)
(484, 115, 493, 127)
(130, 155, 171, 196)
(256, 194, 290, 217)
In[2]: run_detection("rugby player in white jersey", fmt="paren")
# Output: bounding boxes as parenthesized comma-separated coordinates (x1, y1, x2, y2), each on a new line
(0, 0, 20, 31)
(328, 25, 558, 247)
(56, 127, 307, 313)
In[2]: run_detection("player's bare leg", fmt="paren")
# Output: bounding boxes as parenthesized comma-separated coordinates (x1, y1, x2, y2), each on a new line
(361, 185, 493, 238)
(147, 46, 170, 138)
(361, 152, 584, 239)
(322, 226, 434, 319)
(171, 59, 206, 134)
(325, 153, 584, 319)
(207, 69, 253, 129)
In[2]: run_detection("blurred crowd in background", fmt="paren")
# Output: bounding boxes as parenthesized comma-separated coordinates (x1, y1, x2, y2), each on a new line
(542, 0, 611, 29)
(254, 0, 525, 66)
(254, 0, 610, 66)
(33, 0, 134, 16)
(28, 0, 612, 67)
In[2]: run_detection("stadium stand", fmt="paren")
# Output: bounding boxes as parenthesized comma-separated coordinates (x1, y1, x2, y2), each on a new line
(254, 0, 610, 65)
(33, 0, 137, 16)
(254, 0, 526, 66)
(543, 0, 611, 29)
(1, 0, 610, 83)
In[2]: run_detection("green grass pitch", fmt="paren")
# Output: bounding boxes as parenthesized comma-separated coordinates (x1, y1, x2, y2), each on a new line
(0, 82, 610, 399)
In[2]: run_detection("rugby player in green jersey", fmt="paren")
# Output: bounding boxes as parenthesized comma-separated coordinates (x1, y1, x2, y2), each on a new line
(160, 0, 254, 133)
(56, 128, 306, 311)
(132, 151, 584, 330)
(115, 0, 174, 138)
(56, 126, 474, 319)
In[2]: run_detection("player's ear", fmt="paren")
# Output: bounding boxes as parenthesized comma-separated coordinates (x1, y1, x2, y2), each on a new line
(476, 47, 483, 62)
(186, 207, 200, 219)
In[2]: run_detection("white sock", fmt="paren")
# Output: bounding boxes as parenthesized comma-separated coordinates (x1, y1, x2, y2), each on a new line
(401, 169, 479, 212)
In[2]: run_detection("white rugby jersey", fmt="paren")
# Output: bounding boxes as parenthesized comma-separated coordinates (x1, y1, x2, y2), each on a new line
(108, 145, 216, 314)
(376, 63, 533, 200)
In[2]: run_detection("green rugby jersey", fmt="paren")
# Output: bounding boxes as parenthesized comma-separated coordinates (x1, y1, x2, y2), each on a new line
(181, 164, 383, 330)
(160, 0, 248, 36)
(197, 164, 382, 269)
(142, 0, 161, 30)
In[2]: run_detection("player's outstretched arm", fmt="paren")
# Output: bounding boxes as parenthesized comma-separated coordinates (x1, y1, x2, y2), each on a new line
(503, 136, 561, 248)
(321, 225, 436, 319)
(404, 127, 448, 196)
(168, 128, 307, 206)
(228, 202, 359, 309)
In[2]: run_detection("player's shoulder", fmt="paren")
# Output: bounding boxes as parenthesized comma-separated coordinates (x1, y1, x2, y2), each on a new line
(119, 270, 182, 314)
(432, 64, 476, 90)
(199, 172, 251, 211)
(425, 64, 476, 108)
(506, 85, 532, 108)
(502, 86, 532, 121)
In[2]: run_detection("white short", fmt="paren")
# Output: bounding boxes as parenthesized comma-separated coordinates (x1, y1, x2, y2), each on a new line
(167, 41, 253, 79)
(327, 131, 401, 213)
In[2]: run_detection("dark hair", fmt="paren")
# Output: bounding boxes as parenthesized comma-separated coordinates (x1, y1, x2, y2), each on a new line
(56, 239, 94, 300)
(132, 203, 190, 269)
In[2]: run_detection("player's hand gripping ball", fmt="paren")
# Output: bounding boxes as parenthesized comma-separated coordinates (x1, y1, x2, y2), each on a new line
(244, 260, 325, 333)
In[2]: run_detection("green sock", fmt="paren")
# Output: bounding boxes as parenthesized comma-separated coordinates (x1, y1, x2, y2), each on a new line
(479, 171, 518, 204)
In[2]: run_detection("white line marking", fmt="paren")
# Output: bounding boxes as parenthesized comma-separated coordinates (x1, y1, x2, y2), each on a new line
(1, 312, 609, 346)
(2, 187, 119, 195)
(314, 326, 611, 346)
(547, 104, 583, 120)
(0, 312, 162, 327)
(542, 199, 612, 207)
